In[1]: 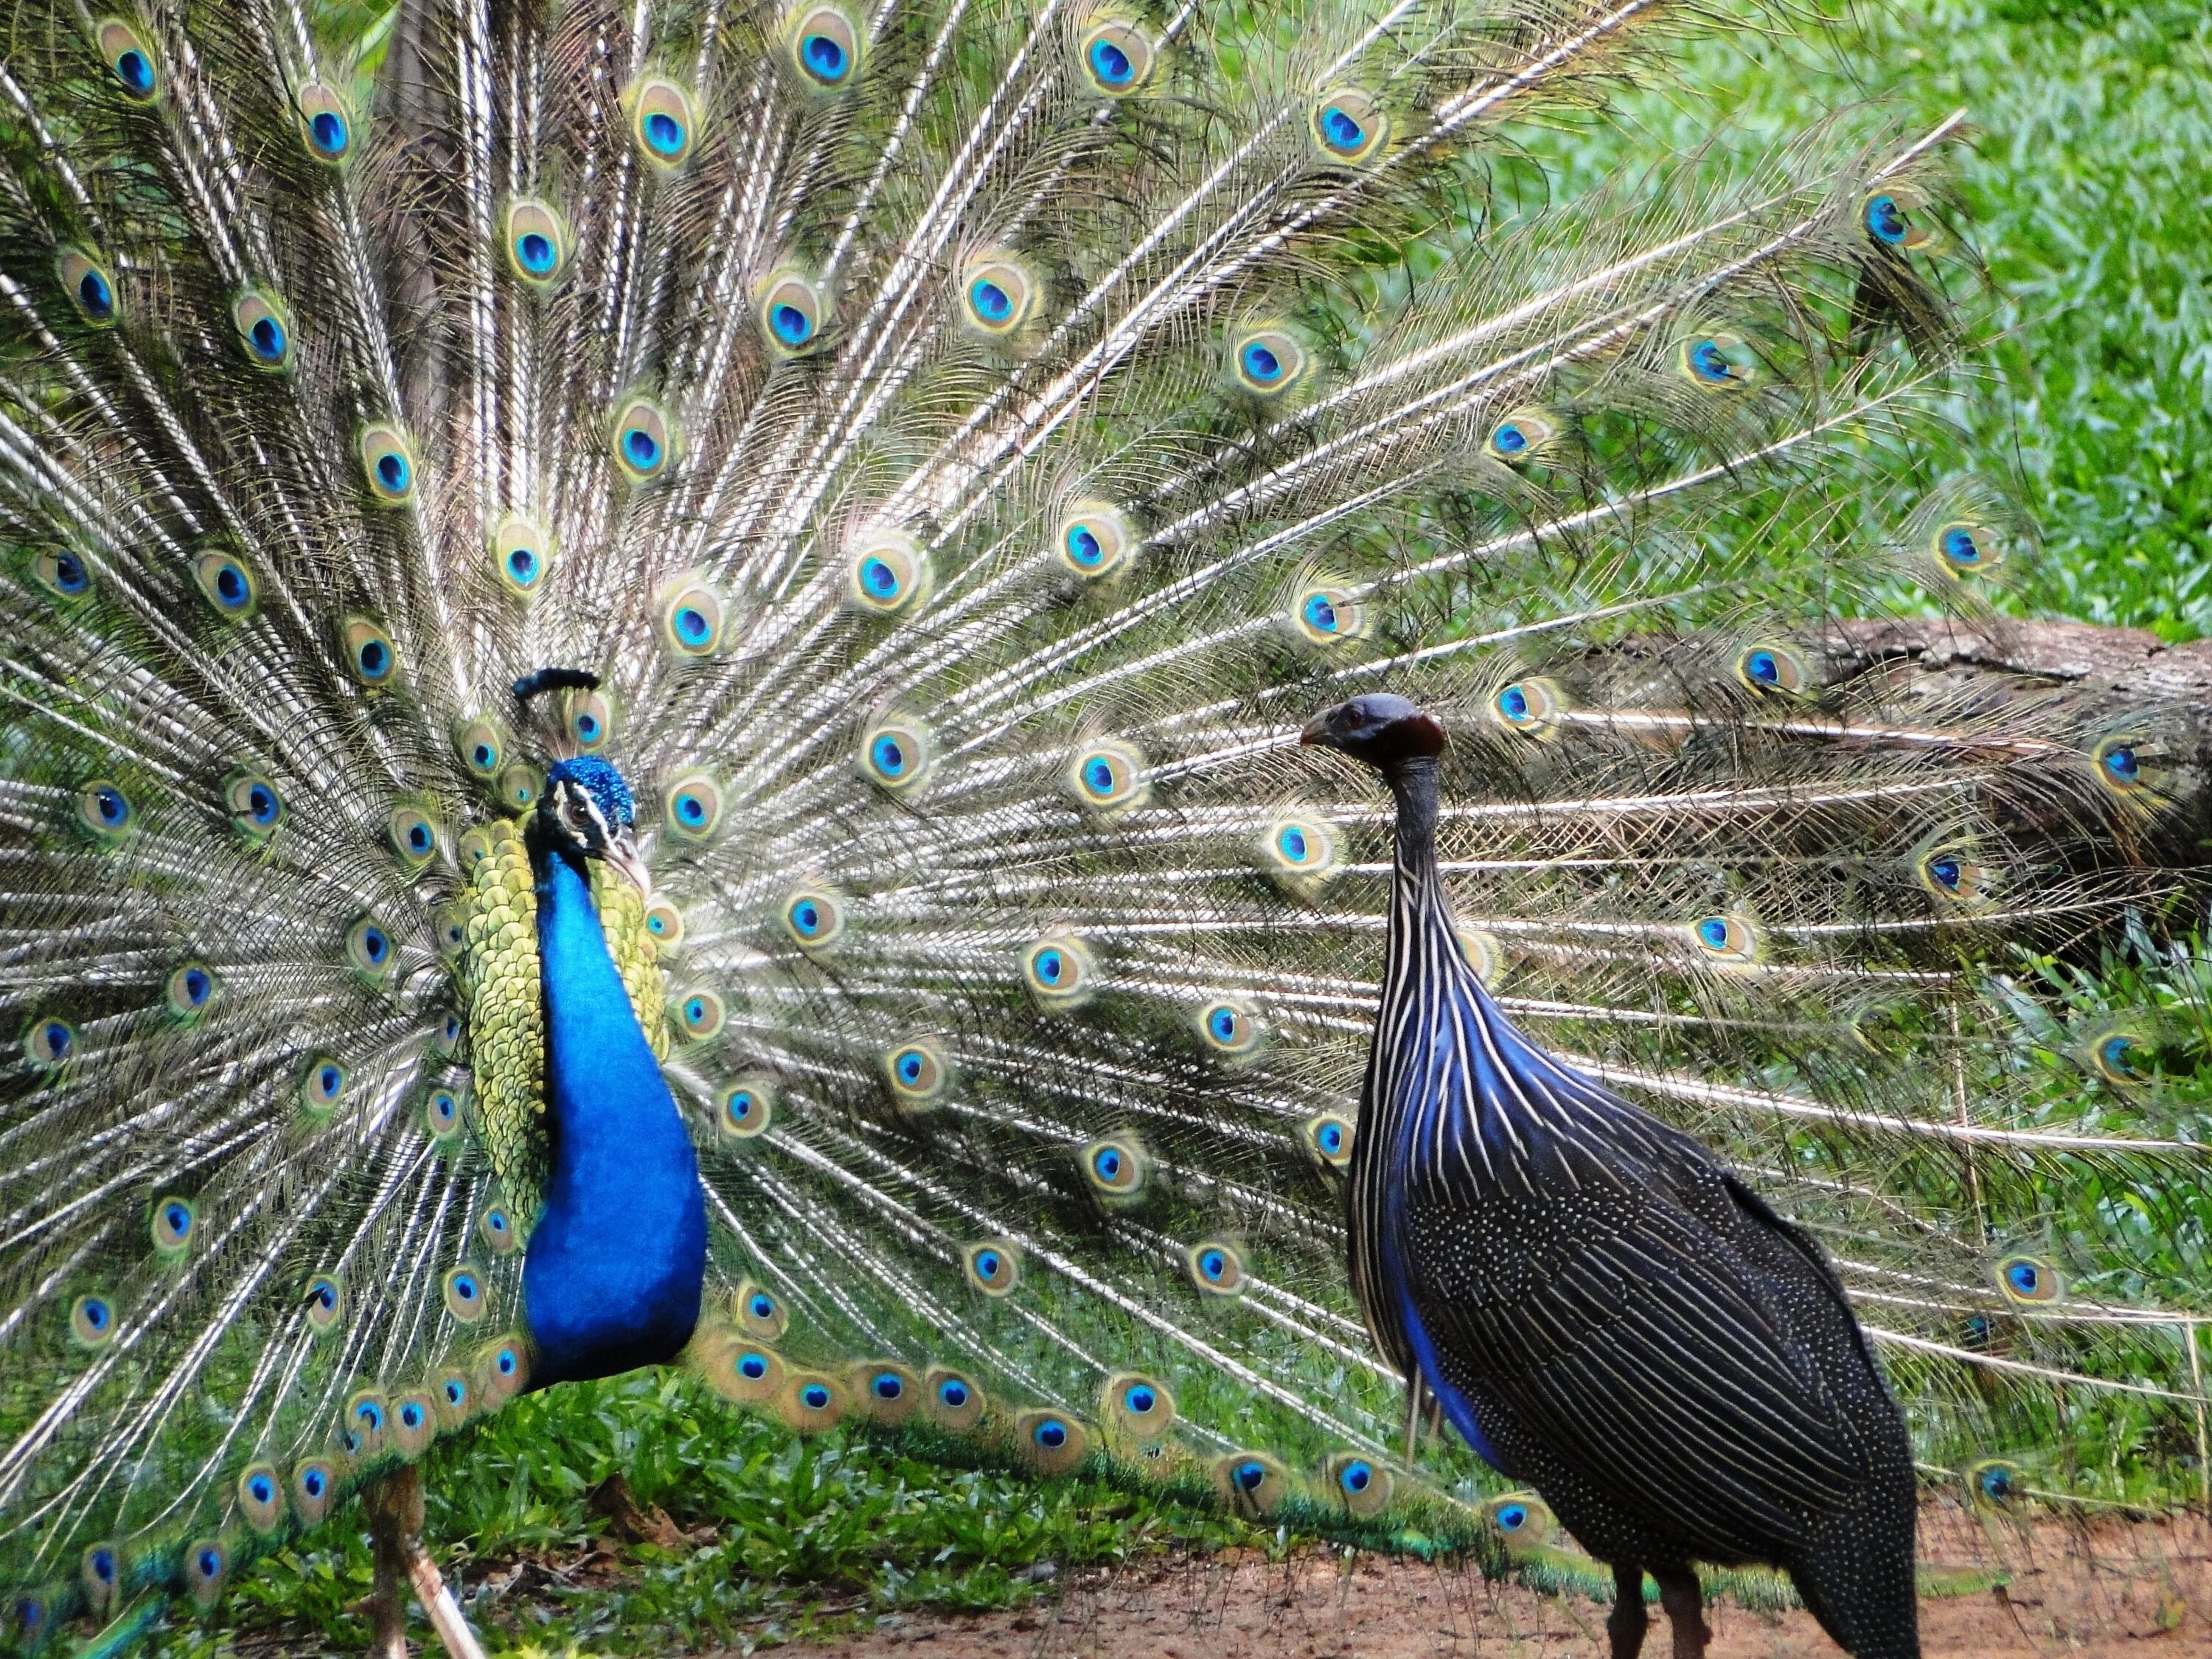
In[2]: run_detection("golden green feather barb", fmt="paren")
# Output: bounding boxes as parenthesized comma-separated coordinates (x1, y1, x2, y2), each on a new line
(1, 0, 2207, 1645)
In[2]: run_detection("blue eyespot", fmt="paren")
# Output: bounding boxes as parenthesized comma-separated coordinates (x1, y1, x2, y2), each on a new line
(897, 1051, 923, 1084)
(624, 427, 662, 470)
(400, 1400, 425, 1429)
(1941, 526, 1980, 566)
(1034, 1419, 1068, 1450)
(1321, 107, 1363, 150)
(114, 49, 155, 96)
(1865, 192, 1908, 246)
(1083, 758, 1114, 794)
(644, 111, 684, 155)
(1499, 686, 1533, 724)
(2006, 1261, 2041, 1297)
(355, 1399, 385, 1431)
(771, 302, 813, 344)
(91, 785, 128, 827)
(1496, 1501, 1528, 1531)
(1492, 422, 1528, 455)
(78, 267, 116, 321)
(248, 315, 286, 362)
(792, 900, 821, 936)
(1688, 339, 1733, 382)
(674, 605, 711, 645)
(1034, 948, 1064, 984)
(750, 1293, 774, 1319)
(801, 1382, 831, 1409)
(1065, 524, 1104, 566)
(1339, 1459, 1372, 1494)
(1208, 1007, 1238, 1043)
(1124, 1385, 1155, 1414)
(1198, 1249, 1226, 1280)
(740, 1352, 768, 1380)
(728, 1091, 755, 1121)
(248, 1472, 275, 1503)
(1979, 1465, 2014, 1503)
(444, 1378, 467, 1405)
(451, 1273, 477, 1302)
(802, 33, 846, 80)
(1697, 918, 1729, 950)
(1317, 1121, 1343, 1153)
(1239, 341, 1281, 383)
(969, 278, 1012, 323)
(309, 110, 347, 157)
(975, 1250, 1001, 1278)
(161, 1202, 192, 1239)
(873, 1372, 903, 1400)
(1231, 1460, 1265, 1492)
(1927, 856, 1962, 891)
(374, 451, 408, 493)
(516, 232, 556, 274)
(2104, 745, 2139, 785)
(675, 791, 706, 824)
(1093, 1147, 1121, 1180)
(1091, 38, 1133, 83)
(1278, 827, 1309, 863)
(860, 557, 898, 597)
(192, 1545, 223, 1582)
(872, 734, 906, 776)
(1745, 650, 1781, 686)
(939, 1378, 970, 1407)
(496, 1348, 518, 1375)
(204, 561, 248, 609)
(79, 1296, 111, 1331)
(1301, 594, 1339, 634)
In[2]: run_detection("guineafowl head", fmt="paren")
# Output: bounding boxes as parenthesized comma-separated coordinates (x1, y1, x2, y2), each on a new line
(1300, 694, 1445, 767)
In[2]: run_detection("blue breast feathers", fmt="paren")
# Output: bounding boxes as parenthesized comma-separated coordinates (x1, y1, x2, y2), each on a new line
(522, 844, 707, 1384)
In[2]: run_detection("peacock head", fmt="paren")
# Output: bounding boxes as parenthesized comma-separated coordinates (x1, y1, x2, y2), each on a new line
(541, 756, 650, 893)
(1300, 694, 1445, 767)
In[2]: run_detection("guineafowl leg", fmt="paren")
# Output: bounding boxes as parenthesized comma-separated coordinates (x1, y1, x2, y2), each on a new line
(1606, 1561, 1649, 1659)
(1652, 1566, 1711, 1659)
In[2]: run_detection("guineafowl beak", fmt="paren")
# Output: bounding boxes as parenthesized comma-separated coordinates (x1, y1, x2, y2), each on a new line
(602, 823, 653, 897)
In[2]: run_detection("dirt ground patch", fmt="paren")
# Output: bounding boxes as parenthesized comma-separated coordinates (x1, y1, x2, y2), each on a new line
(789, 1507, 2212, 1659)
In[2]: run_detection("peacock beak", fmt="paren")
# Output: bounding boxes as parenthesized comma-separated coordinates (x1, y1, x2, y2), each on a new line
(601, 824, 653, 897)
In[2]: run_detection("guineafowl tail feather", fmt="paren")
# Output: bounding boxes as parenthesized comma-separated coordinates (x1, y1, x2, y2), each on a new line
(0, 0, 2205, 1637)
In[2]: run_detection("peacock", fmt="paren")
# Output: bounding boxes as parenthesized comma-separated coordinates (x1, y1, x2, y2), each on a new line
(2, 0, 2208, 1651)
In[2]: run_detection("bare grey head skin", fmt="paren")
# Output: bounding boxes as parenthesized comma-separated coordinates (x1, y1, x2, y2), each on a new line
(540, 756, 653, 897)
(1300, 694, 1447, 768)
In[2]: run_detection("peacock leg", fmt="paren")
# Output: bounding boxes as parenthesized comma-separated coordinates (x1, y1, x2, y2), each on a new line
(364, 1467, 490, 1659)
(1605, 1560, 1649, 1659)
(365, 1470, 417, 1659)
(1652, 1566, 1711, 1659)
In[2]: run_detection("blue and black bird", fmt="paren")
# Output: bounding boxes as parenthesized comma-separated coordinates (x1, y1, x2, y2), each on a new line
(1308, 693, 1921, 1659)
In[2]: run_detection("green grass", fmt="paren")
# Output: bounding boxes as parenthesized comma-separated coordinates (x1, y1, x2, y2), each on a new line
(1571, 0, 2212, 637)
(147, 1374, 1267, 1657)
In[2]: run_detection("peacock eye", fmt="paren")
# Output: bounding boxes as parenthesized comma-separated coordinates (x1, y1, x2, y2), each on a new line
(790, 5, 860, 88)
(629, 77, 699, 167)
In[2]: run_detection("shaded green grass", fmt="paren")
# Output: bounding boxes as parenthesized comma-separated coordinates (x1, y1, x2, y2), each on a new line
(146, 1374, 1267, 1657)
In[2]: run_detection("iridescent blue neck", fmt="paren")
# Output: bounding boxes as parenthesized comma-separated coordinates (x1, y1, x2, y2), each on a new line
(521, 832, 706, 1385)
